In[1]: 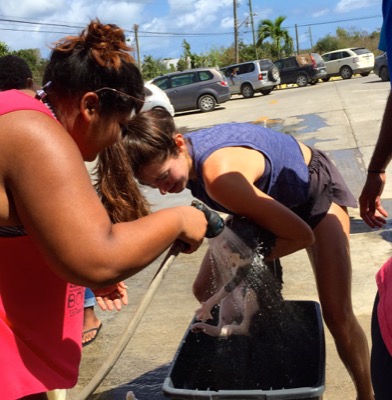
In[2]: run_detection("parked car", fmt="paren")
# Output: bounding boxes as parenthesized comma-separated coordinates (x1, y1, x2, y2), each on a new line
(142, 82, 175, 116)
(150, 68, 230, 113)
(374, 52, 390, 81)
(220, 59, 280, 98)
(321, 47, 374, 80)
(274, 53, 327, 87)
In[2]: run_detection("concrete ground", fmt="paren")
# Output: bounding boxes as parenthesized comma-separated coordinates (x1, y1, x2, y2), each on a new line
(69, 74, 392, 400)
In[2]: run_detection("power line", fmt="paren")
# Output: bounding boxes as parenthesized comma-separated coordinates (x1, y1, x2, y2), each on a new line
(284, 14, 381, 29)
(0, 13, 382, 39)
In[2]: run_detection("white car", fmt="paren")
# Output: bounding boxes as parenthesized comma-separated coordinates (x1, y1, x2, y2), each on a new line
(142, 82, 175, 116)
(321, 47, 374, 80)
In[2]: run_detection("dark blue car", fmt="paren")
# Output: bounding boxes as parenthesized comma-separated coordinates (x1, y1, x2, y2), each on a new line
(374, 52, 389, 81)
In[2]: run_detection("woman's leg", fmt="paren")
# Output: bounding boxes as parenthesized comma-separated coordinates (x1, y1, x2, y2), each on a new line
(371, 292, 392, 400)
(307, 202, 373, 400)
(82, 288, 101, 346)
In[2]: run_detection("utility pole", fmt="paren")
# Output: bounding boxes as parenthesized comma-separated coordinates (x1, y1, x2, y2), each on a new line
(133, 24, 141, 70)
(308, 26, 313, 50)
(295, 24, 300, 55)
(233, 0, 239, 63)
(248, 0, 258, 59)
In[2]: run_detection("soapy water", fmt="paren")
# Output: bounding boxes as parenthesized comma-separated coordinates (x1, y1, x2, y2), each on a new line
(202, 222, 287, 334)
(185, 222, 319, 390)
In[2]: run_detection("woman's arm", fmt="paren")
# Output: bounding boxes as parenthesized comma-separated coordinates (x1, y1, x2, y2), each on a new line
(2, 111, 207, 287)
(202, 146, 314, 260)
(359, 91, 392, 228)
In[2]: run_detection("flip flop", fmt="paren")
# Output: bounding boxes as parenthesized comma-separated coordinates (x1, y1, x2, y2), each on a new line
(82, 323, 102, 347)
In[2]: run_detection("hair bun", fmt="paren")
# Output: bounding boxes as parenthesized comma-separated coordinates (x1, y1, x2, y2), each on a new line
(83, 20, 134, 67)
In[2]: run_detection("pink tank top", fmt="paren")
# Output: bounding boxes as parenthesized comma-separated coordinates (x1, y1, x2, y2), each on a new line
(0, 90, 85, 398)
(376, 257, 392, 356)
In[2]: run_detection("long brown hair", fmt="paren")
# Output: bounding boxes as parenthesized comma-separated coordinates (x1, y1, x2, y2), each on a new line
(94, 141, 150, 222)
(95, 108, 178, 220)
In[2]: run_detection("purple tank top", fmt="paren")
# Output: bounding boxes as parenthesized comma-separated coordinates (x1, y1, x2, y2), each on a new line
(185, 123, 309, 214)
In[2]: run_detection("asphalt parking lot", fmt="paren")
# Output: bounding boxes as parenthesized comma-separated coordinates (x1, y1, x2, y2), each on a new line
(72, 74, 392, 400)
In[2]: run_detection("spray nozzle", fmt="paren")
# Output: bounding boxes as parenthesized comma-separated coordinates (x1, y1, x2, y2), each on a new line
(191, 200, 224, 238)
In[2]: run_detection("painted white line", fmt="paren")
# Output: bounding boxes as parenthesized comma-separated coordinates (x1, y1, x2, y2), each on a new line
(351, 89, 390, 92)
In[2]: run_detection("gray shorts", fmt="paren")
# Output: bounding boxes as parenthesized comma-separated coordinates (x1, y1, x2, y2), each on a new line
(290, 148, 357, 229)
(226, 147, 357, 245)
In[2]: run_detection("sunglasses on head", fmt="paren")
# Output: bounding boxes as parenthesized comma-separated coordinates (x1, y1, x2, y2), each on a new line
(94, 87, 145, 114)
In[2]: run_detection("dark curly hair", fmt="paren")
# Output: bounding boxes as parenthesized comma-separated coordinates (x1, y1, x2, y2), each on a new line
(43, 19, 144, 115)
(0, 55, 33, 91)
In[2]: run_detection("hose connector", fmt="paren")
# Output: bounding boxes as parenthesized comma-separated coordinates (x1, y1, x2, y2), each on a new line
(191, 200, 224, 238)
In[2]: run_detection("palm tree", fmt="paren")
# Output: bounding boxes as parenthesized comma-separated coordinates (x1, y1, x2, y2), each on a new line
(257, 16, 293, 59)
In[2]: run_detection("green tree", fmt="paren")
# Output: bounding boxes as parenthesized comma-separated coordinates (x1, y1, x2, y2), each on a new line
(205, 45, 235, 67)
(181, 39, 202, 68)
(177, 57, 189, 71)
(180, 39, 208, 68)
(314, 35, 340, 54)
(141, 55, 169, 81)
(0, 43, 46, 84)
(141, 55, 160, 81)
(13, 48, 46, 84)
(257, 16, 293, 59)
(0, 42, 11, 57)
(314, 27, 382, 55)
(238, 41, 257, 62)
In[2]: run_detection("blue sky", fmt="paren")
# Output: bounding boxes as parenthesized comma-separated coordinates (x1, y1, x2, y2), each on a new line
(0, 0, 383, 61)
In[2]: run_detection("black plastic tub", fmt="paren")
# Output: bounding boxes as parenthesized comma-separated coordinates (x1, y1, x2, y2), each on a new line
(163, 300, 325, 399)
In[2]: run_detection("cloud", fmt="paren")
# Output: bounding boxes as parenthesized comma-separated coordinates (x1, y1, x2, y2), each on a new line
(0, 0, 147, 56)
(312, 8, 330, 18)
(221, 16, 233, 29)
(137, 0, 235, 58)
(172, 0, 232, 29)
(0, 0, 66, 19)
(335, 0, 380, 13)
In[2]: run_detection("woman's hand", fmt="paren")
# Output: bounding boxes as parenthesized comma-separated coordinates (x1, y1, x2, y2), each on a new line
(93, 281, 128, 311)
(176, 206, 207, 253)
(359, 173, 388, 228)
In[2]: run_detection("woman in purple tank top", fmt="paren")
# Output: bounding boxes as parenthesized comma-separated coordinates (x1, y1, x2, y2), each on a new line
(120, 108, 374, 400)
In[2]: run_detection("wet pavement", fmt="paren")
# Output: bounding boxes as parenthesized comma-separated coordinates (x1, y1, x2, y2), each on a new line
(72, 75, 392, 400)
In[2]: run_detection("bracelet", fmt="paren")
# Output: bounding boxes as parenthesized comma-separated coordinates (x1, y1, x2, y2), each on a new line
(367, 170, 386, 174)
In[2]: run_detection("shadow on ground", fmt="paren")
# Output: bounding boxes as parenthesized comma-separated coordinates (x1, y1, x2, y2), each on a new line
(94, 365, 170, 400)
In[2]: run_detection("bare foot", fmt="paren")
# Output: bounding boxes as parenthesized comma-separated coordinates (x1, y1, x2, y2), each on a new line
(82, 306, 102, 346)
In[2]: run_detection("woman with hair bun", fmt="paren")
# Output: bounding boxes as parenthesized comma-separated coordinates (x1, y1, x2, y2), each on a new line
(0, 20, 207, 399)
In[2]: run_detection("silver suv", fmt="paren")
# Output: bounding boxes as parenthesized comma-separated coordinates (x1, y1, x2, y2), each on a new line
(221, 59, 280, 98)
